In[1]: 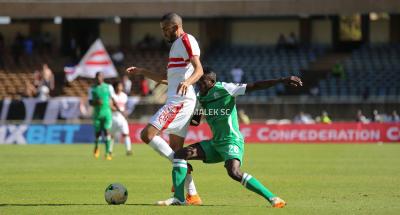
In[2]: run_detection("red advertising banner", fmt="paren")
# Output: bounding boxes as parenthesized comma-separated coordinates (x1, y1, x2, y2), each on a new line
(129, 123, 400, 143)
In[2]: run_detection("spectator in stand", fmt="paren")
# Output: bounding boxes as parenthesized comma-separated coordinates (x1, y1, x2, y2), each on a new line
(37, 84, 50, 101)
(332, 63, 345, 79)
(131, 75, 141, 95)
(112, 49, 125, 67)
(356, 110, 369, 124)
(22, 66, 52, 100)
(321, 111, 332, 124)
(42, 32, 52, 53)
(276, 33, 287, 50)
(309, 86, 319, 96)
(11, 32, 24, 66)
(22, 70, 42, 98)
(0, 33, 4, 69)
(24, 36, 34, 57)
(372, 110, 383, 123)
(293, 111, 314, 124)
(69, 36, 78, 61)
(122, 74, 132, 95)
(287, 32, 298, 49)
(42, 63, 55, 91)
(138, 34, 158, 49)
(230, 65, 244, 83)
(391, 110, 400, 122)
(23, 80, 37, 97)
(140, 76, 149, 96)
(33, 69, 42, 88)
(362, 87, 370, 101)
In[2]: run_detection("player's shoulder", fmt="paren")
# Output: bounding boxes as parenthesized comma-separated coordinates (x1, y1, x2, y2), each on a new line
(220, 82, 247, 96)
(220, 82, 237, 90)
(178, 33, 198, 44)
(185, 33, 197, 40)
(121, 92, 128, 99)
(105, 83, 113, 89)
(221, 82, 245, 88)
(214, 81, 224, 88)
(212, 82, 229, 93)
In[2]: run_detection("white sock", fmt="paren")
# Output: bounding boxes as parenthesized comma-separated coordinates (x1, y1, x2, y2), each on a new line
(185, 174, 198, 195)
(124, 136, 132, 151)
(148, 136, 174, 162)
(107, 135, 113, 153)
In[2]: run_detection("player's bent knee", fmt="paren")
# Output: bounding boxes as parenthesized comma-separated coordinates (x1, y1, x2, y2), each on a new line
(169, 143, 182, 152)
(174, 147, 196, 160)
(140, 128, 154, 144)
(173, 148, 187, 159)
(227, 167, 243, 182)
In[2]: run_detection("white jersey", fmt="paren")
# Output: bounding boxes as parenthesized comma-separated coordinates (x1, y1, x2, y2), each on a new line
(167, 33, 200, 103)
(112, 92, 128, 112)
(111, 92, 129, 135)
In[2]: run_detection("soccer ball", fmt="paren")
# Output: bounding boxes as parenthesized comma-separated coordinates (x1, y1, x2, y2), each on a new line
(104, 183, 128, 205)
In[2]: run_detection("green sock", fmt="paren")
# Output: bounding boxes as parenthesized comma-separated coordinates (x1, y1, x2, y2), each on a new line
(241, 173, 276, 202)
(172, 159, 187, 202)
(105, 135, 111, 154)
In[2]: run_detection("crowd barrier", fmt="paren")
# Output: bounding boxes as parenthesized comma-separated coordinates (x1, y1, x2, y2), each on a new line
(0, 97, 140, 124)
(0, 123, 399, 144)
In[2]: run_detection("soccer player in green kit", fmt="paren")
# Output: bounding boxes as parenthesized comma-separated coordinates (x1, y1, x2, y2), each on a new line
(157, 67, 302, 207)
(88, 72, 118, 160)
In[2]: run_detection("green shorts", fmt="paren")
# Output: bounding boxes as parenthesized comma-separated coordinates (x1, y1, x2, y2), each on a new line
(199, 139, 244, 165)
(93, 114, 112, 133)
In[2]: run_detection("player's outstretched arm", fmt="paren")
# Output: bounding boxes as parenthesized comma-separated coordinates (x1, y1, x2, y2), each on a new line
(245, 76, 302, 93)
(177, 56, 203, 96)
(126, 67, 168, 85)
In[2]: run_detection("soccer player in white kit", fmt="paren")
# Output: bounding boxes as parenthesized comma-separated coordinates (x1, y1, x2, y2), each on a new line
(126, 13, 203, 205)
(110, 81, 133, 156)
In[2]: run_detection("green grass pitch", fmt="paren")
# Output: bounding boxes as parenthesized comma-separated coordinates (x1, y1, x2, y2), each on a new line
(1, 143, 400, 215)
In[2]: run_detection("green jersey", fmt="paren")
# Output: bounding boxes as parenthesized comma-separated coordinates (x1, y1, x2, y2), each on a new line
(198, 82, 247, 143)
(89, 83, 114, 118)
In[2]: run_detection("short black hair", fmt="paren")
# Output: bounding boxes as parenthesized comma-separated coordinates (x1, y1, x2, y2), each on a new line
(160, 12, 182, 25)
(113, 81, 121, 90)
(203, 66, 217, 82)
(95, 71, 103, 78)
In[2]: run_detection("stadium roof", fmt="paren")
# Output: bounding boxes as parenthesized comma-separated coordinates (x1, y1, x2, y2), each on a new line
(0, 0, 399, 18)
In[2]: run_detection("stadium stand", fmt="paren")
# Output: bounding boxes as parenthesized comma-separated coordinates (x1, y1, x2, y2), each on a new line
(203, 45, 326, 101)
(317, 44, 400, 98)
(0, 48, 168, 99)
(0, 43, 399, 103)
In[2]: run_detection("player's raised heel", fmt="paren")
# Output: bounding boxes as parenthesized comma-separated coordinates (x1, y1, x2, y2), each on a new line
(93, 148, 100, 158)
(186, 194, 202, 205)
(156, 197, 186, 206)
(270, 197, 286, 208)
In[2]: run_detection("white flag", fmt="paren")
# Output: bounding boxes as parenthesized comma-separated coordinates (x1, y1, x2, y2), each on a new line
(65, 39, 118, 82)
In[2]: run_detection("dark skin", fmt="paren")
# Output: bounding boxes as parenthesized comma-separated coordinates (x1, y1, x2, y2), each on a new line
(89, 72, 120, 140)
(89, 72, 105, 106)
(177, 73, 303, 182)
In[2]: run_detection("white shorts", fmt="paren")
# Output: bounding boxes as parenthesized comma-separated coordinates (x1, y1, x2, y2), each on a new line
(149, 100, 195, 137)
(111, 112, 130, 135)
